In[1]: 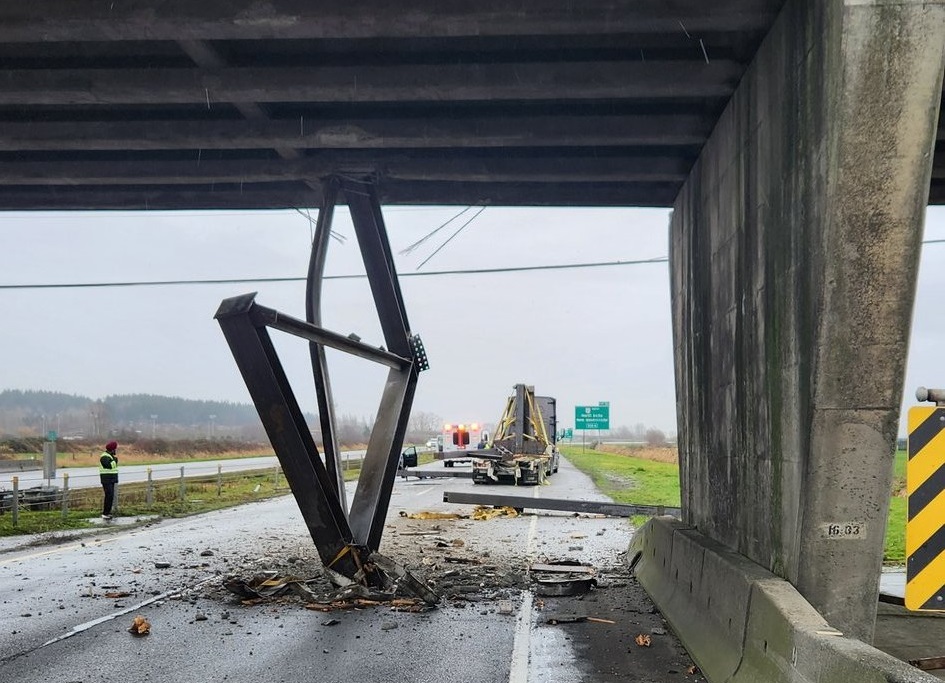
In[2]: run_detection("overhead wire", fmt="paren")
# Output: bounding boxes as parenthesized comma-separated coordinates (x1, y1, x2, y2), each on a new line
(0, 238, 941, 291)
(0, 256, 668, 290)
(416, 206, 487, 270)
(398, 206, 472, 256)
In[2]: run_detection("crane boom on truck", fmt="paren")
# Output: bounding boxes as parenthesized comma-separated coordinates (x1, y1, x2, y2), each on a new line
(471, 383, 559, 485)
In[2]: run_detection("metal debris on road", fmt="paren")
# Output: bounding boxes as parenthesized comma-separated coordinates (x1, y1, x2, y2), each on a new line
(531, 560, 597, 596)
(533, 575, 597, 596)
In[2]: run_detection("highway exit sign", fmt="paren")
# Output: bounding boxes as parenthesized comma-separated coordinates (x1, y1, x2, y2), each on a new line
(575, 405, 610, 430)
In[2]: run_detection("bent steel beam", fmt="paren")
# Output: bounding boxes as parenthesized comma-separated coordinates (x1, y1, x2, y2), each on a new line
(216, 176, 429, 588)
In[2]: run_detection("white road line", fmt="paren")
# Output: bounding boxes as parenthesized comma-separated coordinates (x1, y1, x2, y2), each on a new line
(412, 486, 434, 497)
(508, 487, 542, 683)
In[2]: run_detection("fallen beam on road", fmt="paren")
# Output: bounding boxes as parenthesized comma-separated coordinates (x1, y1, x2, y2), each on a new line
(397, 469, 474, 479)
(442, 491, 680, 518)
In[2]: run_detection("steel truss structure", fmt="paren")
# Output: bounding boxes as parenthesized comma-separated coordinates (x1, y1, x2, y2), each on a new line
(215, 176, 431, 598)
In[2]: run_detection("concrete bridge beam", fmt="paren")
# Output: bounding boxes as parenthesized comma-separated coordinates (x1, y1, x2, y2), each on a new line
(671, 0, 944, 642)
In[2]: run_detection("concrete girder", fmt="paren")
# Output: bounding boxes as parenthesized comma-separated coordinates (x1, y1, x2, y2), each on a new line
(0, 1, 783, 42)
(0, 116, 713, 152)
(0, 62, 741, 106)
(671, 0, 944, 642)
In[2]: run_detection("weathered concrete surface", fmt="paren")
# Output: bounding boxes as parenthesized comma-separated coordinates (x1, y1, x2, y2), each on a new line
(671, 0, 945, 642)
(630, 517, 938, 683)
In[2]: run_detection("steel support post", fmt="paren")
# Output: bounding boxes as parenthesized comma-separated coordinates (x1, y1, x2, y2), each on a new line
(216, 175, 428, 587)
(341, 177, 421, 549)
(215, 294, 367, 580)
(306, 179, 346, 509)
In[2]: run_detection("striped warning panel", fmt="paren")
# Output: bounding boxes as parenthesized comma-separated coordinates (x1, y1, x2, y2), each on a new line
(906, 406, 945, 611)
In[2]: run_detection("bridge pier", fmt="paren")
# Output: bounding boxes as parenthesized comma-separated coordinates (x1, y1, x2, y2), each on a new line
(671, 0, 944, 642)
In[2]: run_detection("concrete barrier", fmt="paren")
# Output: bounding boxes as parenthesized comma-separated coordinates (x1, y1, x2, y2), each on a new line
(629, 517, 936, 683)
(0, 459, 41, 473)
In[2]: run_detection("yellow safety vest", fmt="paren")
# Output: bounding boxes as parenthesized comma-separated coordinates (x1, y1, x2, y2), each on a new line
(99, 452, 118, 475)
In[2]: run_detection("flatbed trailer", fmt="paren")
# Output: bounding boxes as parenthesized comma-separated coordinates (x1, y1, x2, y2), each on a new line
(471, 384, 559, 486)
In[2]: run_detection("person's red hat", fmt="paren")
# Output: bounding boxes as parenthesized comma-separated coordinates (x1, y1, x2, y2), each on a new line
(105, 441, 118, 451)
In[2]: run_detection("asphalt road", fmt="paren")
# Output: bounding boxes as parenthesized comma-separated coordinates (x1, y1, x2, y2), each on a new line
(0, 457, 697, 683)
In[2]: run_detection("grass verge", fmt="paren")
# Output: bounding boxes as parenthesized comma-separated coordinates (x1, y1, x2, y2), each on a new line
(1, 462, 365, 537)
(562, 446, 907, 564)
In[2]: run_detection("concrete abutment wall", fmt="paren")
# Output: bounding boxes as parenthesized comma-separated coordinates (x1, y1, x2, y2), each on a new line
(671, 0, 944, 641)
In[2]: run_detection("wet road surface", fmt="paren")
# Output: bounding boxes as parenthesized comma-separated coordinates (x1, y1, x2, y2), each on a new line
(0, 456, 700, 682)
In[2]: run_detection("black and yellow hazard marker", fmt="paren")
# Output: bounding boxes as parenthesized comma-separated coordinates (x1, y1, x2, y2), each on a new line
(907, 406, 945, 611)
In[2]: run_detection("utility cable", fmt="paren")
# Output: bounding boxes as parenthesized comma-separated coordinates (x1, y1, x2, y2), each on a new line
(0, 256, 668, 290)
(416, 206, 487, 270)
(399, 206, 472, 255)
(1, 237, 942, 290)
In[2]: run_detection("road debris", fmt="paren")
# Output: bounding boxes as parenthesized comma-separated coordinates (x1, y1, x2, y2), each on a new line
(128, 615, 151, 636)
(545, 615, 616, 625)
(471, 505, 519, 521)
(531, 560, 597, 596)
(635, 633, 652, 647)
(400, 511, 465, 520)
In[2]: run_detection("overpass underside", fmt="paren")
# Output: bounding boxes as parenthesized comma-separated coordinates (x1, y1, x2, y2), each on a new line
(3, 0, 945, 678)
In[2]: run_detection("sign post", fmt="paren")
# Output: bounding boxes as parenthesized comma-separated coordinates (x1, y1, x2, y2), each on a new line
(575, 404, 610, 453)
(906, 387, 945, 611)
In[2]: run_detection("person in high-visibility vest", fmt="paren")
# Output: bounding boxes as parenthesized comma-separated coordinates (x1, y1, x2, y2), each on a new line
(99, 440, 119, 519)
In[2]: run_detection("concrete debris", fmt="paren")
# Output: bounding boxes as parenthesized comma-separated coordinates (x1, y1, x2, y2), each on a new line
(498, 600, 515, 615)
(154, 561, 171, 569)
(128, 615, 151, 636)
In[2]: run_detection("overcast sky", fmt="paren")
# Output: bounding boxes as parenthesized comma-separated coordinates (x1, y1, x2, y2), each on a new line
(1, 205, 942, 437)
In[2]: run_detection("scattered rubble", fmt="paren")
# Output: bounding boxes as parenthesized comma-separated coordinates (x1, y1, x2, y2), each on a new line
(128, 615, 151, 636)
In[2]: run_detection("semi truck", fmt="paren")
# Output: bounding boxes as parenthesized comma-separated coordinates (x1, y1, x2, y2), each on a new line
(470, 383, 559, 485)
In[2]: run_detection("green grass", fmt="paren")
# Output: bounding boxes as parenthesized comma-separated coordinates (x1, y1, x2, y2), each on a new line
(884, 496, 906, 564)
(562, 446, 908, 565)
(560, 446, 680, 507)
(0, 464, 370, 537)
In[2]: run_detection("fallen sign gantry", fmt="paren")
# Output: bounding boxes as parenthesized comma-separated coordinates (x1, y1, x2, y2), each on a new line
(442, 491, 681, 518)
(216, 176, 436, 605)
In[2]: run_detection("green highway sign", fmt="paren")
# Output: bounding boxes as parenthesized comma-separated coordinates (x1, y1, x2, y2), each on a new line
(575, 404, 610, 430)
(565, 428, 573, 438)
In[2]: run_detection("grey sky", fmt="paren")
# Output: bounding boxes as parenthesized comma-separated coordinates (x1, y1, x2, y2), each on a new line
(1, 206, 942, 437)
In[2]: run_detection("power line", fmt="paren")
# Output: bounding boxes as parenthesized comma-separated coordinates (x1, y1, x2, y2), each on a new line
(1, 237, 942, 291)
(399, 206, 472, 256)
(0, 256, 669, 290)
(416, 206, 487, 270)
